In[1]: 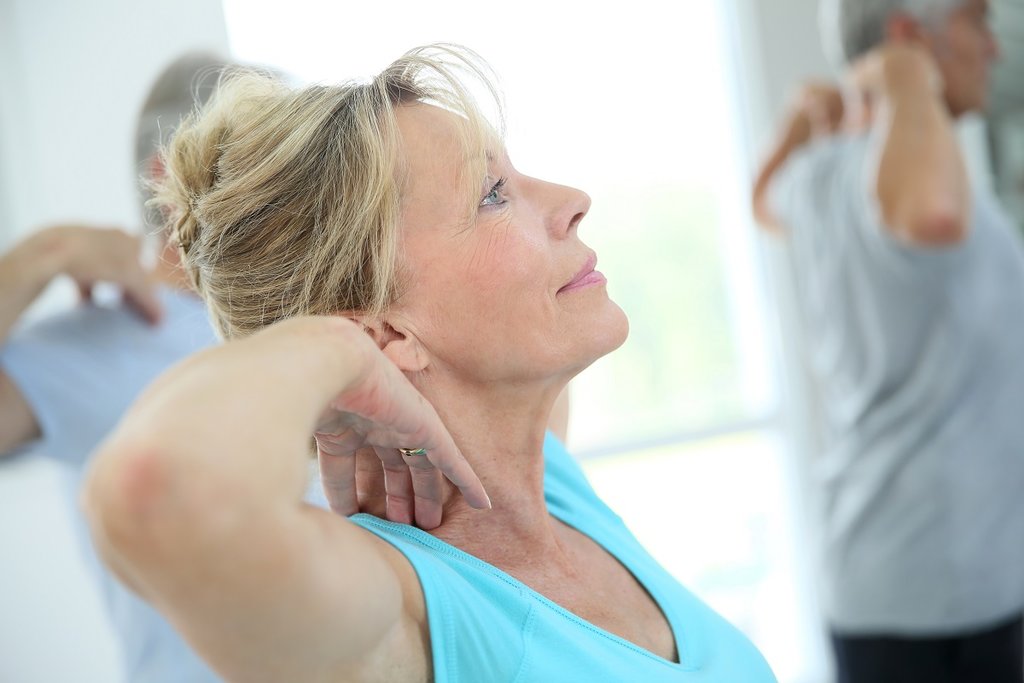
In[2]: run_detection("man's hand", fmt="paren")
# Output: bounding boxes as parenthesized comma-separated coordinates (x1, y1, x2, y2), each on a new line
(844, 42, 943, 130)
(795, 81, 846, 137)
(0, 225, 163, 343)
(0, 225, 163, 457)
(35, 225, 163, 324)
(751, 80, 845, 233)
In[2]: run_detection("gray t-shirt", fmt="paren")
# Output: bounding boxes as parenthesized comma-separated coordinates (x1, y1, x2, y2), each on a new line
(772, 134, 1024, 634)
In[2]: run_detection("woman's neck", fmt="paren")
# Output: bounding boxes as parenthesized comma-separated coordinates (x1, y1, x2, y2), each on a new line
(418, 376, 566, 559)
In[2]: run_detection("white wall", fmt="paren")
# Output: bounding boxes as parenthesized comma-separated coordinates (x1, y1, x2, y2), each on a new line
(0, 2, 228, 682)
(0, 0, 228, 246)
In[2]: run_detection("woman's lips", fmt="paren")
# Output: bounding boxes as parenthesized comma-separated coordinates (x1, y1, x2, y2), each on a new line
(558, 254, 605, 293)
(559, 270, 607, 293)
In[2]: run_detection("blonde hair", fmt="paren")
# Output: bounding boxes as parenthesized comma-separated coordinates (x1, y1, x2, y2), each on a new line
(151, 44, 503, 340)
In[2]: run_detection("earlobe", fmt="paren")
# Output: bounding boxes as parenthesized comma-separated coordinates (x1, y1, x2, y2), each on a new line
(381, 334, 429, 373)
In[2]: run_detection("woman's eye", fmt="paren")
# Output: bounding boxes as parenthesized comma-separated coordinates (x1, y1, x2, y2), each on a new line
(480, 177, 507, 207)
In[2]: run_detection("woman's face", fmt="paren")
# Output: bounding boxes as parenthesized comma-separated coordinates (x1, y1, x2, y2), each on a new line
(389, 103, 628, 386)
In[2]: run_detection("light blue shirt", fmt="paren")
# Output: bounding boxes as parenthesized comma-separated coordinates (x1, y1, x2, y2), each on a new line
(1, 288, 223, 683)
(772, 134, 1024, 634)
(352, 433, 776, 682)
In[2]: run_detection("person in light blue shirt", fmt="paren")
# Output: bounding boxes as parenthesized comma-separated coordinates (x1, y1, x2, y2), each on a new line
(81, 44, 778, 682)
(0, 53, 239, 683)
(0, 279, 223, 683)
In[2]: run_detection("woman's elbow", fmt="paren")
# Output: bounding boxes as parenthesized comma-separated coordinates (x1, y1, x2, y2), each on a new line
(82, 441, 178, 557)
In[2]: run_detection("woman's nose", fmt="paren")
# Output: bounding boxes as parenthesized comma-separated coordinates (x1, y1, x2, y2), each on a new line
(553, 182, 591, 237)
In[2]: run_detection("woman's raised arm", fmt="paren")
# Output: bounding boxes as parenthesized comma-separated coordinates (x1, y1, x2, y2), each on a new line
(82, 315, 488, 682)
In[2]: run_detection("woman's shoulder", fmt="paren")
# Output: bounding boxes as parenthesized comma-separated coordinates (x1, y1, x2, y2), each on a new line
(348, 514, 534, 682)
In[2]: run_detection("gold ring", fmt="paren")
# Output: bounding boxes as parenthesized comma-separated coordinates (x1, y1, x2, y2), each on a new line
(399, 447, 428, 457)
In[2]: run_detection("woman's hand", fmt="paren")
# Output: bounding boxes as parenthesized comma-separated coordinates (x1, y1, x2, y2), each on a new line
(314, 329, 491, 529)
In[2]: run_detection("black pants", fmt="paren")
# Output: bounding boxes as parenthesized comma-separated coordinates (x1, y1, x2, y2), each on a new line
(831, 615, 1024, 683)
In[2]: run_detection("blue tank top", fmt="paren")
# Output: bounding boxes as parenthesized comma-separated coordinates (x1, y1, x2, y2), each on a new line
(350, 433, 776, 682)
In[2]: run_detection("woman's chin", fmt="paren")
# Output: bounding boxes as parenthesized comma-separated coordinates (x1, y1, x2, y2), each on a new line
(585, 304, 630, 362)
(605, 302, 630, 351)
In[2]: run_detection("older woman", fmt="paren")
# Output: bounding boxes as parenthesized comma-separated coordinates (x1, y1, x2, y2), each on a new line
(83, 45, 776, 682)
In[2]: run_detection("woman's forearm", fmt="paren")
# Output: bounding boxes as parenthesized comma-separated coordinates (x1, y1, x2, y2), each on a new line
(83, 316, 369, 557)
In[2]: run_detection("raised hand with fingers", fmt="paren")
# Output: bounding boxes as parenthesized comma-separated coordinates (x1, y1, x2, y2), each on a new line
(847, 42, 943, 108)
(0, 225, 163, 344)
(794, 81, 846, 136)
(52, 225, 164, 325)
(130, 314, 490, 530)
(313, 337, 491, 529)
(0, 224, 165, 454)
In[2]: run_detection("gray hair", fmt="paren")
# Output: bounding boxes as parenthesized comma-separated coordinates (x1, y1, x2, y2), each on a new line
(819, 0, 963, 65)
(134, 52, 234, 232)
(134, 52, 232, 171)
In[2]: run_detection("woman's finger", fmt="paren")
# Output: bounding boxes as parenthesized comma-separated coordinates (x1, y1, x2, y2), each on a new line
(317, 440, 358, 516)
(398, 394, 491, 513)
(373, 446, 415, 525)
(420, 441, 490, 512)
(330, 348, 491, 518)
(354, 450, 387, 516)
(401, 450, 444, 530)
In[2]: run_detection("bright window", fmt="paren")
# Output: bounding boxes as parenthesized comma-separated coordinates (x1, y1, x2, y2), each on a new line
(223, 3, 823, 681)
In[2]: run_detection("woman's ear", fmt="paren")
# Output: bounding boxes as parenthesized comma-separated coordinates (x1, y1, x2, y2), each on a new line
(344, 314, 429, 373)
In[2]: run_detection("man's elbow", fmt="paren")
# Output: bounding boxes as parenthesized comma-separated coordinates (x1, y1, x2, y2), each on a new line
(889, 207, 969, 246)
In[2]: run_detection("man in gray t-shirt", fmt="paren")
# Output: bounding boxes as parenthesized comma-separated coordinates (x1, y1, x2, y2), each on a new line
(753, 1, 1024, 681)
